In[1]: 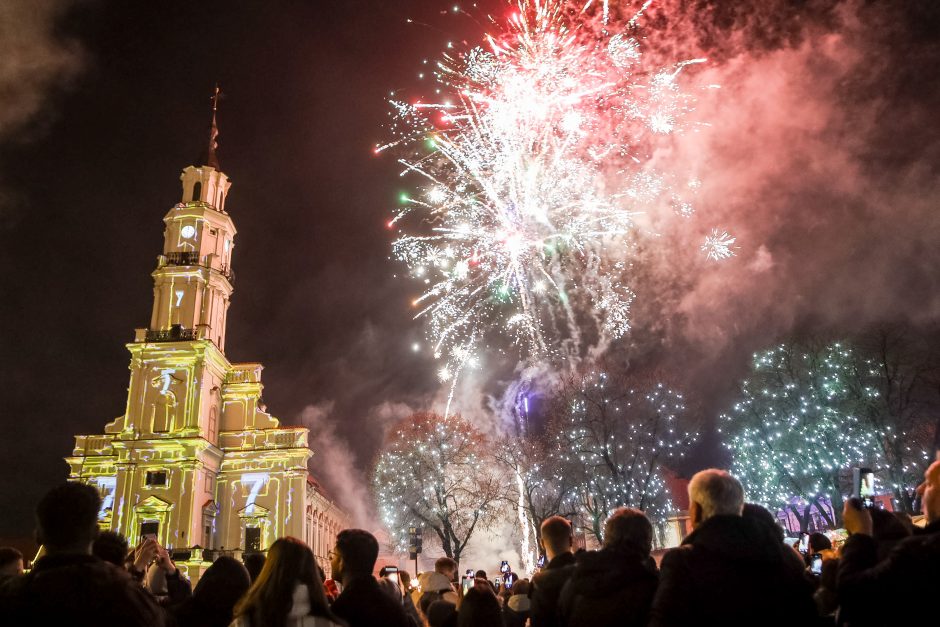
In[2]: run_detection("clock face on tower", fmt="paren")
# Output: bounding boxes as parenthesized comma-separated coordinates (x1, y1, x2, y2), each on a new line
(181, 225, 196, 239)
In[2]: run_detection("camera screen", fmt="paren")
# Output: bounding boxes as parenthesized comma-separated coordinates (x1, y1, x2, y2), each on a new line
(811, 554, 823, 575)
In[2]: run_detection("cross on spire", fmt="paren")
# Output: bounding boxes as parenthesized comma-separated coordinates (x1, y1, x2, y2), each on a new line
(206, 83, 222, 169)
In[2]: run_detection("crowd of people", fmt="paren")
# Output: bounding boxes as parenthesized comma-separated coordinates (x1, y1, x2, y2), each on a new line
(1, 460, 937, 626)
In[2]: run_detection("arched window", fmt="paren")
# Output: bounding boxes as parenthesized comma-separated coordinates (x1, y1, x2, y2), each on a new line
(192, 181, 202, 202)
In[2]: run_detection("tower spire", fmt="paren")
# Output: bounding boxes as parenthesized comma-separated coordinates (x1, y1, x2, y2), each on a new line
(206, 83, 221, 169)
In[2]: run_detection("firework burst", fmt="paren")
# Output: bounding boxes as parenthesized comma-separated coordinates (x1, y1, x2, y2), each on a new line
(381, 1, 730, 399)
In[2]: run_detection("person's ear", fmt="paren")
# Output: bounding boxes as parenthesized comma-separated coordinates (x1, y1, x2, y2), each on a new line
(690, 501, 703, 526)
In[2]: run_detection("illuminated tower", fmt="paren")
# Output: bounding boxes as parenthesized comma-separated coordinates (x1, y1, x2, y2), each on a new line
(66, 89, 347, 579)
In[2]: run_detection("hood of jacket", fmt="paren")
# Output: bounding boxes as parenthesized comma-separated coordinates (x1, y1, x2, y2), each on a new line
(682, 514, 787, 563)
(290, 583, 311, 618)
(507, 594, 531, 612)
(418, 571, 454, 593)
(566, 547, 656, 598)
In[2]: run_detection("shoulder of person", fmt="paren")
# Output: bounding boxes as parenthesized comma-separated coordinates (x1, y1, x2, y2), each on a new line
(229, 615, 250, 627)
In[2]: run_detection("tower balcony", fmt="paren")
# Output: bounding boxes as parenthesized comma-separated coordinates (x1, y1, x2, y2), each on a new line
(159, 253, 234, 283)
(137, 325, 199, 342)
(164, 251, 202, 266)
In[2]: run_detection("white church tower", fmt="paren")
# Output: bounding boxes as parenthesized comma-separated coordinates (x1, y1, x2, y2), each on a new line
(66, 88, 347, 579)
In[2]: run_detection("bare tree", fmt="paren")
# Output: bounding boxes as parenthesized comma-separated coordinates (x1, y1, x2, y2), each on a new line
(851, 326, 939, 512)
(373, 412, 504, 565)
(493, 432, 578, 564)
(545, 366, 697, 543)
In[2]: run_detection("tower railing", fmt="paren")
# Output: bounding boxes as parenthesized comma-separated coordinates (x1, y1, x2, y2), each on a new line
(144, 326, 198, 342)
(164, 251, 201, 266)
(160, 253, 234, 283)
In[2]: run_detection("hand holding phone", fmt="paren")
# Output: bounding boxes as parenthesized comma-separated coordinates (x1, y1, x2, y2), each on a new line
(843, 497, 874, 536)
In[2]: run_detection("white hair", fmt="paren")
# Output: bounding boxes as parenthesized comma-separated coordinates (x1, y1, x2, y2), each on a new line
(688, 469, 744, 520)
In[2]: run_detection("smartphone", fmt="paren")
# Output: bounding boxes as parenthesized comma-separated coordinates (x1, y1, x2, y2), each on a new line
(504, 572, 516, 590)
(810, 554, 823, 575)
(461, 575, 474, 596)
(384, 566, 399, 585)
(493, 576, 503, 588)
(499, 560, 510, 574)
(536, 554, 546, 569)
(798, 533, 809, 554)
(854, 467, 876, 508)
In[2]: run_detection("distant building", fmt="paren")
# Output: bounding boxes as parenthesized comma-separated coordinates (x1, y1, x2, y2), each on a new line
(66, 106, 347, 579)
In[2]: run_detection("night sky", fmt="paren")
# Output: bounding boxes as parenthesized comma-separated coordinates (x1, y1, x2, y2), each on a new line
(1, 0, 939, 539)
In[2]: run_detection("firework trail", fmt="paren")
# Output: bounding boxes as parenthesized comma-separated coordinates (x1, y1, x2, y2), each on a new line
(380, 1, 730, 407)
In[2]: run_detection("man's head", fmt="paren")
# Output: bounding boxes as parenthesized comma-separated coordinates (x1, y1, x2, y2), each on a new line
(92, 530, 129, 567)
(603, 508, 653, 556)
(331, 529, 378, 582)
(916, 460, 940, 524)
(36, 482, 101, 554)
(434, 556, 457, 580)
(688, 469, 744, 527)
(540, 516, 573, 561)
(808, 532, 832, 554)
(0, 547, 24, 578)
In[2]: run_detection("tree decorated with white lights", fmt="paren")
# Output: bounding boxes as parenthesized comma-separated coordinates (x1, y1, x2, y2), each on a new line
(721, 340, 883, 529)
(373, 412, 503, 564)
(547, 368, 698, 543)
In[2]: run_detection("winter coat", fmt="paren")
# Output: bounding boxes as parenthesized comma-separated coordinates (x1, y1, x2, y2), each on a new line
(331, 575, 411, 627)
(528, 552, 576, 627)
(649, 514, 817, 627)
(837, 519, 940, 627)
(0, 553, 164, 627)
(230, 583, 344, 627)
(557, 547, 658, 627)
(503, 593, 531, 627)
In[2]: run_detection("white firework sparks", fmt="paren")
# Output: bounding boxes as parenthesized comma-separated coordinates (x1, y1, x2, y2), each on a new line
(381, 1, 730, 399)
(701, 229, 737, 261)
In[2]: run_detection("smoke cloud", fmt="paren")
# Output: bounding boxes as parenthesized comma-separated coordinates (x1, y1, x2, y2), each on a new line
(0, 0, 86, 228)
(0, 0, 84, 139)
(604, 0, 940, 411)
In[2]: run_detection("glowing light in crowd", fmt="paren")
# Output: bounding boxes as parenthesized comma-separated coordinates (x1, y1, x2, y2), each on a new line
(380, 1, 731, 398)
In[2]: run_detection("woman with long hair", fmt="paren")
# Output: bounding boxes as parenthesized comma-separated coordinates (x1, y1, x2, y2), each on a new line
(173, 556, 250, 627)
(231, 537, 345, 627)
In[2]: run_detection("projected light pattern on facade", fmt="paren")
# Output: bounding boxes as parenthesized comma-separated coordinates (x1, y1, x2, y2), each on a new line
(66, 147, 347, 581)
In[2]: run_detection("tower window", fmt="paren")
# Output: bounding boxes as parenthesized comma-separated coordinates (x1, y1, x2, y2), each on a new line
(192, 181, 202, 202)
(145, 470, 168, 486)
